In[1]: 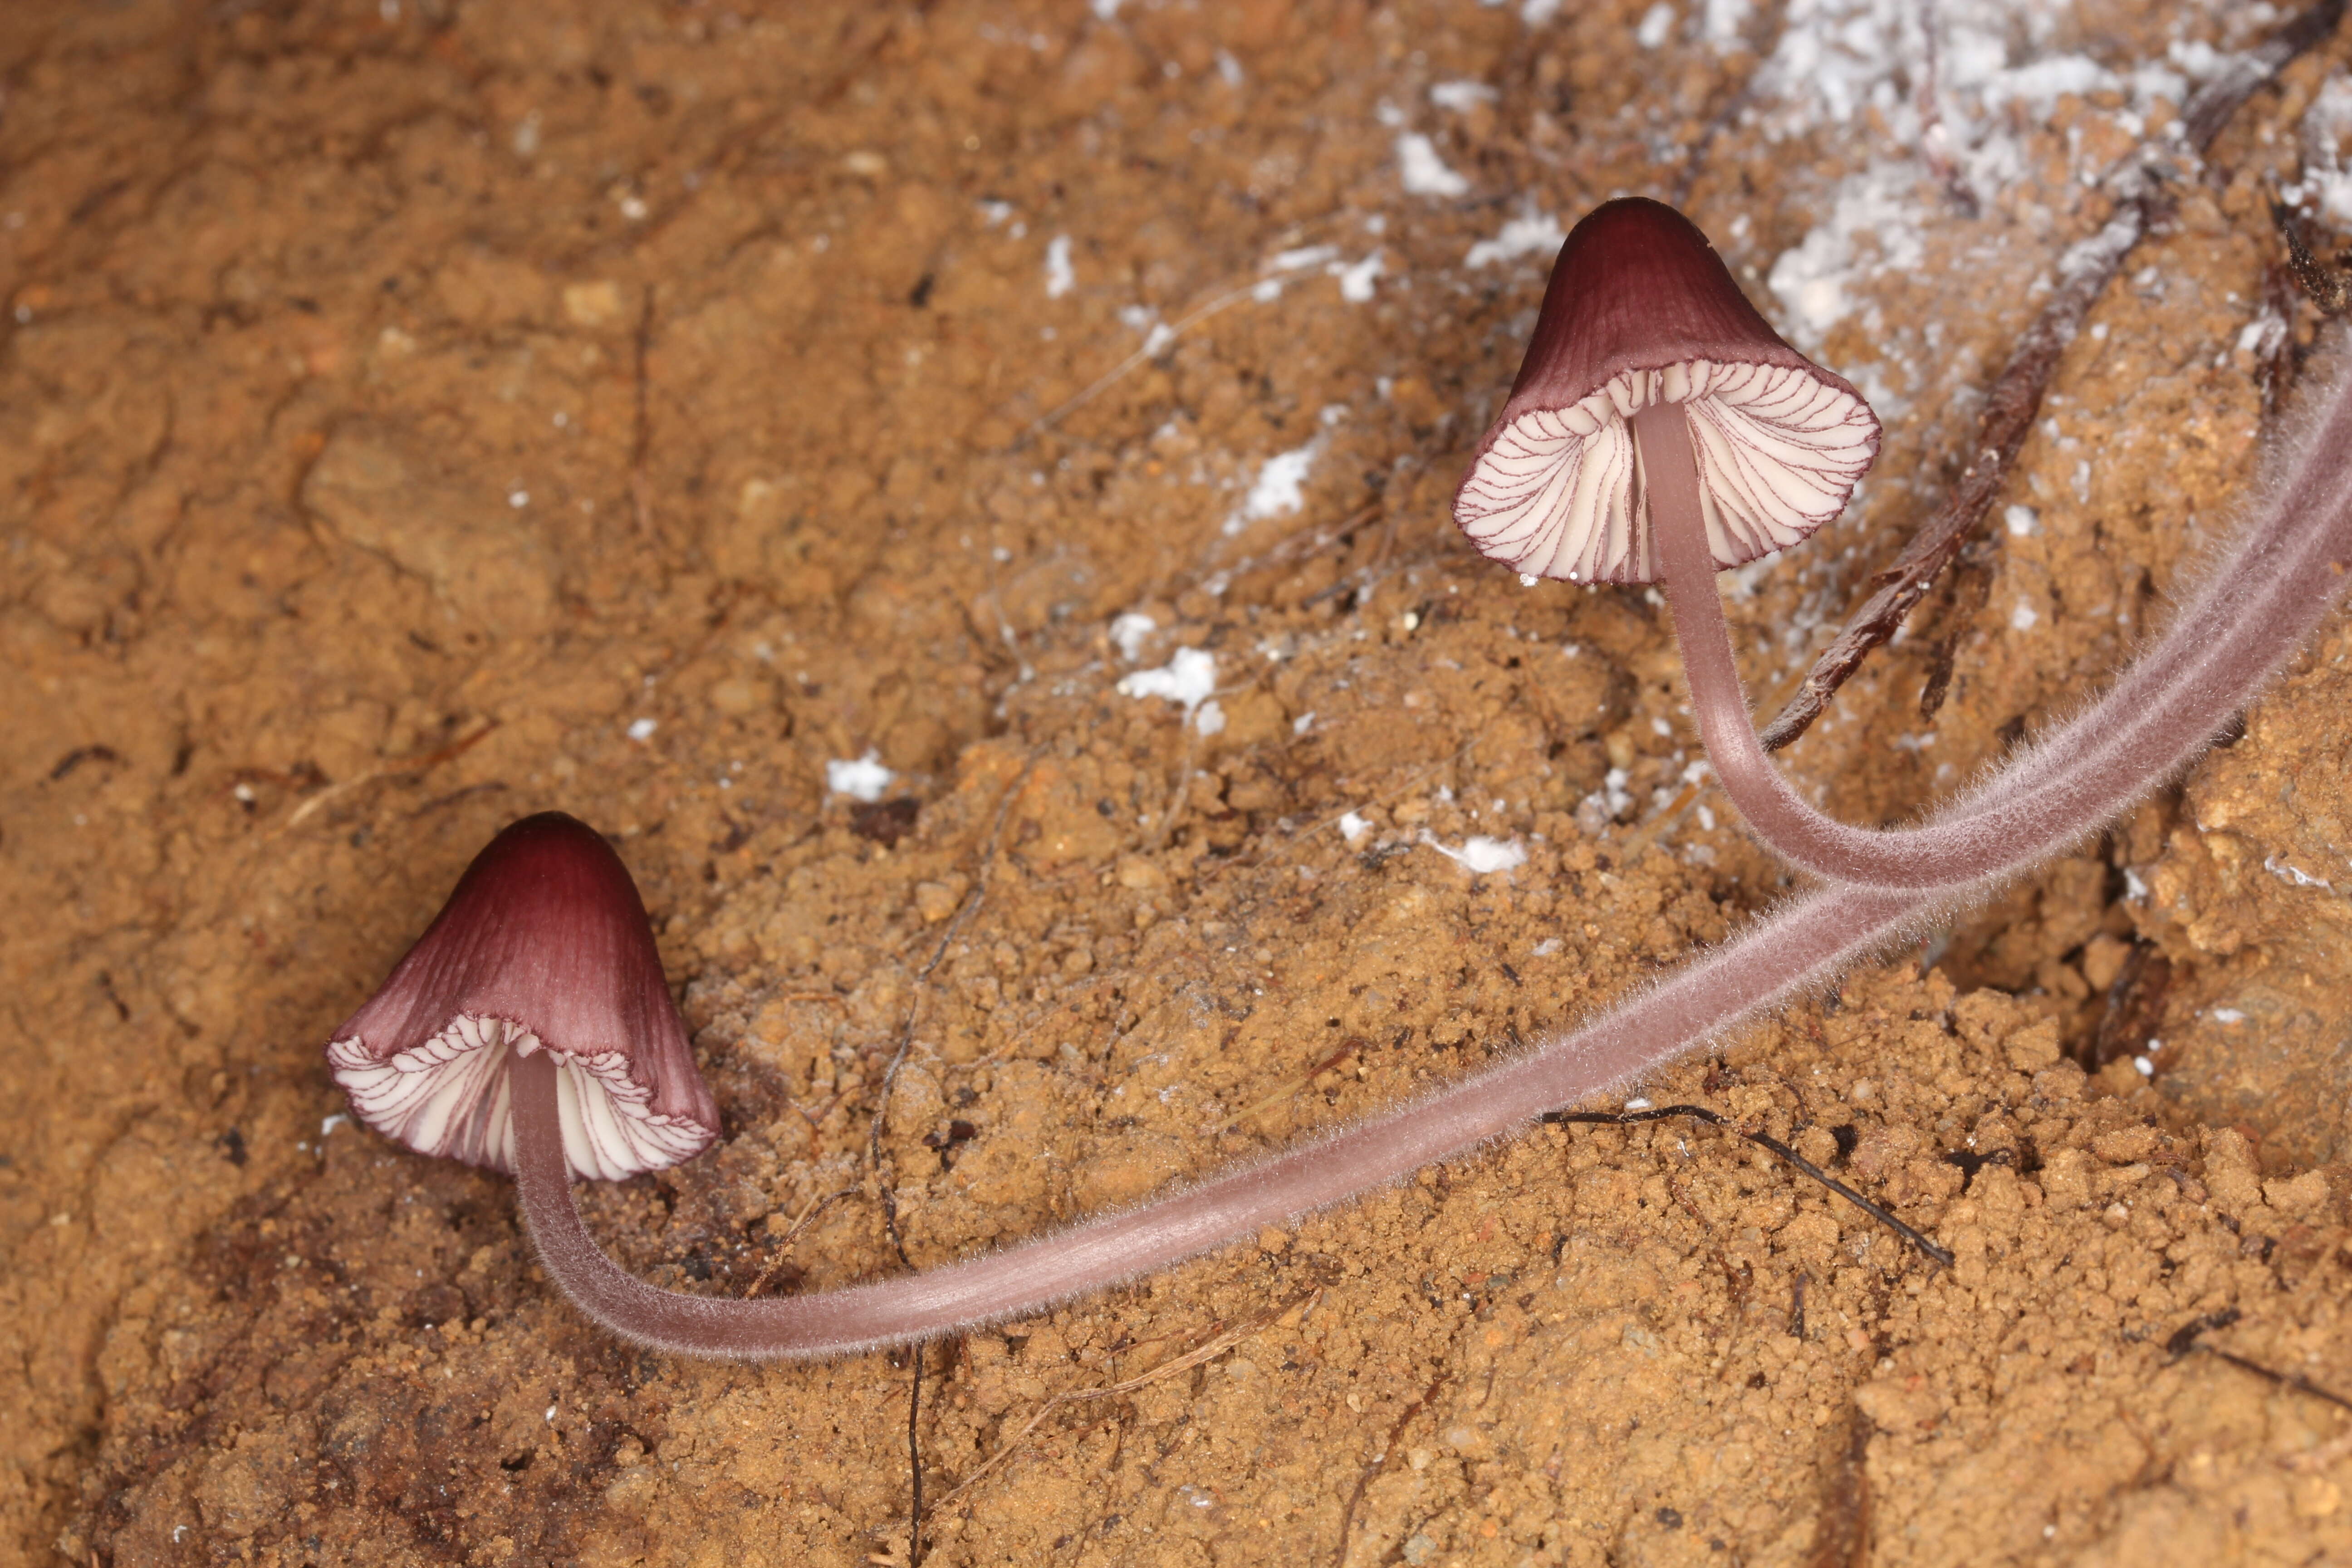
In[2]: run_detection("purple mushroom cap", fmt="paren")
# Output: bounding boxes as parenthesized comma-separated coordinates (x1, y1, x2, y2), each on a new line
(1454, 197, 1882, 585)
(328, 812, 720, 1182)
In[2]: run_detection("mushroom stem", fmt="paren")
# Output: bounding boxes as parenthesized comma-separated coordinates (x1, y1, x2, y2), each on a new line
(1632, 398, 2352, 889)
(512, 363, 2352, 1362)
(510, 879, 1928, 1360)
(1637, 399, 1969, 882)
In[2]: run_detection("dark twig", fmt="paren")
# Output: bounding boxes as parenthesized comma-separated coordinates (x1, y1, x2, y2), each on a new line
(1335, 1366, 1452, 1568)
(628, 284, 657, 535)
(1914, 536, 1996, 722)
(1758, 0, 2346, 753)
(2271, 195, 2352, 316)
(907, 1342, 926, 1568)
(1542, 1102, 1955, 1266)
(926, 1294, 1309, 1516)
(2168, 1308, 2352, 1415)
(2257, 258, 2312, 418)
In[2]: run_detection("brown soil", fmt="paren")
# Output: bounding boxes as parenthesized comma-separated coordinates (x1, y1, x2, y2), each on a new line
(5, 3, 2352, 1565)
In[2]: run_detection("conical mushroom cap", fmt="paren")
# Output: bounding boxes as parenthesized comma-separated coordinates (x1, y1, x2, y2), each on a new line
(1454, 198, 1881, 584)
(327, 812, 720, 1181)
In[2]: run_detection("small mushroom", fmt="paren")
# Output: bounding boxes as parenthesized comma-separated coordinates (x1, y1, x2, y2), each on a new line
(328, 811, 720, 1180)
(1455, 201, 2352, 892)
(330, 809, 1076, 1357)
(1453, 198, 2014, 887)
(325, 352, 2352, 1351)
(1455, 197, 1881, 588)
(316, 222, 2352, 1371)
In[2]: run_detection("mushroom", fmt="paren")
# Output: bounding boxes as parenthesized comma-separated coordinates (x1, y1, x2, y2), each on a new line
(341, 333, 2352, 1354)
(331, 348, 2352, 1351)
(332, 809, 1945, 1359)
(1455, 197, 1882, 589)
(1453, 197, 2023, 888)
(330, 808, 1162, 1357)
(327, 811, 721, 1181)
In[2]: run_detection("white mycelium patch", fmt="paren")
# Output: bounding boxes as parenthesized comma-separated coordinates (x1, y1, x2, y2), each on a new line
(1456, 360, 1875, 584)
(328, 1014, 711, 1181)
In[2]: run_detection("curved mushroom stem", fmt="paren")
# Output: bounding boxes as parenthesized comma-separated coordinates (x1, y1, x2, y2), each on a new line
(512, 874, 1929, 1359)
(510, 365, 2352, 1361)
(1630, 398, 2352, 890)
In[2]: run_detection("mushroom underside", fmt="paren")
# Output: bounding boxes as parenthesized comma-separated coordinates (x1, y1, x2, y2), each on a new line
(328, 1014, 713, 1180)
(1456, 361, 1876, 583)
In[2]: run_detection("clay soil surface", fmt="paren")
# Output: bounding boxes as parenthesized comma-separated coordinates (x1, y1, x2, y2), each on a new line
(7, 2, 2352, 1565)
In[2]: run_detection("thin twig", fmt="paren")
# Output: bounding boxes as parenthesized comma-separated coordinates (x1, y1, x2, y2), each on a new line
(1147, 728, 1199, 853)
(926, 1292, 1314, 1517)
(628, 283, 657, 535)
(741, 1186, 859, 1298)
(1335, 1365, 1451, 1566)
(1220, 1039, 1362, 1133)
(1617, 779, 1705, 861)
(2271, 193, 2352, 316)
(279, 723, 499, 831)
(1757, 0, 2345, 753)
(2168, 1308, 2352, 1416)
(871, 761, 1036, 1565)
(2201, 1344, 2352, 1413)
(1542, 1102, 1955, 1266)
(907, 1341, 926, 1568)
(867, 753, 1040, 1264)
(1028, 279, 1261, 439)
